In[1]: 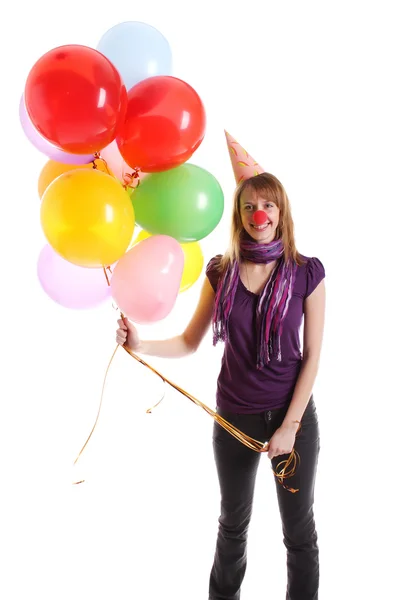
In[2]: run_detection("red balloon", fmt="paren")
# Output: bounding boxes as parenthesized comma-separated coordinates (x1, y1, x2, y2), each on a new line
(24, 45, 127, 154)
(116, 76, 206, 172)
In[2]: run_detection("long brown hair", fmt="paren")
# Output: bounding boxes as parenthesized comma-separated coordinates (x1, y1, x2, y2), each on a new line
(219, 172, 305, 272)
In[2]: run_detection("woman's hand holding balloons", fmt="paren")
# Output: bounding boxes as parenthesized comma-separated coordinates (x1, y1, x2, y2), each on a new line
(116, 317, 141, 352)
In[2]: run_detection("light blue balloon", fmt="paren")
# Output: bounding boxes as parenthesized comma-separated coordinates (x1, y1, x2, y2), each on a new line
(97, 21, 172, 91)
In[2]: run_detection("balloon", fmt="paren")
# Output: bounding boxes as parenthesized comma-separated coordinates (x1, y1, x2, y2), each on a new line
(37, 159, 110, 199)
(111, 235, 184, 323)
(97, 21, 172, 91)
(41, 169, 135, 268)
(100, 142, 149, 194)
(132, 164, 224, 242)
(37, 244, 112, 309)
(99, 140, 146, 187)
(19, 96, 94, 164)
(116, 76, 206, 172)
(24, 45, 127, 154)
(133, 230, 203, 292)
(176, 240, 204, 292)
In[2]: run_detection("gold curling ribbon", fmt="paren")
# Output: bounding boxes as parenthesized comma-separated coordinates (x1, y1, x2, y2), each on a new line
(73, 343, 301, 493)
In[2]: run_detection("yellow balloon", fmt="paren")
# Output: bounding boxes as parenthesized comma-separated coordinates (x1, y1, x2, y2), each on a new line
(41, 169, 135, 268)
(38, 159, 111, 199)
(131, 229, 152, 247)
(180, 240, 204, 292)
(132, 230, 204, 292)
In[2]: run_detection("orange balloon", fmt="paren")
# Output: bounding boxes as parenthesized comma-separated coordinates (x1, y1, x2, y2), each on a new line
(38, 159, 112, 199)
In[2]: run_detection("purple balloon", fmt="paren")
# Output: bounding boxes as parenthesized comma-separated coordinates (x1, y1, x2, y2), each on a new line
(19, 96, 95, 165)
(37, 245, 112, 310)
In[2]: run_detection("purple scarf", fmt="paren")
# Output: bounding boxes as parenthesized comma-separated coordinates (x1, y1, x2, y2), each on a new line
(211, 235, 298, 368)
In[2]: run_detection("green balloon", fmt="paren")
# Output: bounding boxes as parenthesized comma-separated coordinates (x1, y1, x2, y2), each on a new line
(132, 164, 224, 242)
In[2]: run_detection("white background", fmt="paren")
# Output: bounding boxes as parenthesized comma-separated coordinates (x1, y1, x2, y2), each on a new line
(1, 1, 399, 598)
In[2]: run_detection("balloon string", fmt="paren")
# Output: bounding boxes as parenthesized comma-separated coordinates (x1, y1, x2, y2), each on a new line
(71, 343, 166, 485)
(103, 267, 111, 287)
(92, 152, 113, 177)
(121, 344, 301, 493)
(73, 338, 301, 493)
(72, 344, 119, 483)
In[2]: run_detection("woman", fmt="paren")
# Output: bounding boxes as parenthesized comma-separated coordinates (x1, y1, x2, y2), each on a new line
(116, 133, 326, 600)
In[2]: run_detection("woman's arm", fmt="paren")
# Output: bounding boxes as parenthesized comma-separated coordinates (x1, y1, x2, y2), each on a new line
(136, 277, 216, 358)
(281, 279, 326, 429)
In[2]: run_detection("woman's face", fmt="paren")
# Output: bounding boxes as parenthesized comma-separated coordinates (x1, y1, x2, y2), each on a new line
(239, 187, 280, 243)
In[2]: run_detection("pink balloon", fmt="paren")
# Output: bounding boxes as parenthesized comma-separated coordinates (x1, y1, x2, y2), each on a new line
(100, 140, 132, 181)
(111, 235, 184, 323)
(37, 245, 112, 309)
(100, 140, 148, 187)
(19, 95, 94, 165)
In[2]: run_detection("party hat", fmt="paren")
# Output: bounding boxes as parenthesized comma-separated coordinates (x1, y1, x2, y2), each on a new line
(225, 131, 265, 184)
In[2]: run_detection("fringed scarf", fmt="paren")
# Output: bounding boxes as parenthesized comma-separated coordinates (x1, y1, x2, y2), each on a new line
(211, 235, 298, 369)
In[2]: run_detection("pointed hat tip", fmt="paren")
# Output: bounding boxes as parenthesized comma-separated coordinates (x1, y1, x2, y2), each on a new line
(225, 131, 264, 184)
(224, 130, 234, 142)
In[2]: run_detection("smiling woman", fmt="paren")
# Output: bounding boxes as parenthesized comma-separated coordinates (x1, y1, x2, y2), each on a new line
(203, 134, 325, 600)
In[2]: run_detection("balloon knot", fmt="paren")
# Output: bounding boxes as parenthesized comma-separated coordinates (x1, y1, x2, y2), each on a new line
(123, 170, 141, 189)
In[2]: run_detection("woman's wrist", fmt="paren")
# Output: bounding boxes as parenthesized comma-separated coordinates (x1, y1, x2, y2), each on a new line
(281, 419, 301, 432)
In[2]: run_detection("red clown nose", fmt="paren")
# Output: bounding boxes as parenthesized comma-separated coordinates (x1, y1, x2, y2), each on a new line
(253, 210, 268, 225)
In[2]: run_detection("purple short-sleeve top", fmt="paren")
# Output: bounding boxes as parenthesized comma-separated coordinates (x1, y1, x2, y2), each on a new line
(206, 255, 325, 413)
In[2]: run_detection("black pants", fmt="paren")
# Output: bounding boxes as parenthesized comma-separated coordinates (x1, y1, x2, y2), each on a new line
(209, 396, 320, 600)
